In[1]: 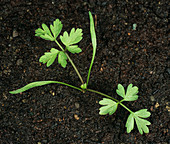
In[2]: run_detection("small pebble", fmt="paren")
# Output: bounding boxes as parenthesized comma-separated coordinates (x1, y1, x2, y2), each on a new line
(150, 96, 155, 102)
(12, 30, 18, 37)
(74, 114, 79, 120)
(22, 99, 27, 103)
(75, 102, 80, 109)
(16, 59, 23, 65)
(166, 106, 170, 112)
(155, 102, 159, 108)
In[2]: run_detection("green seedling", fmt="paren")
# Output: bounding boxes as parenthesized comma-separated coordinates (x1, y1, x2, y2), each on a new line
(9, 11, 151, 135)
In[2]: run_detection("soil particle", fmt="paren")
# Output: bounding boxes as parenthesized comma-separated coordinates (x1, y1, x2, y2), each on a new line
(12, 30, 19, 38)
(16, 59, 23, 66)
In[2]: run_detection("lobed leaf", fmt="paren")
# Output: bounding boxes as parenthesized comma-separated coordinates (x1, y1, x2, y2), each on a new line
(126, 113, 134, 133)
(35, 23, 54, 41)
(135, 109, 151, 118)
(58, 51, 67, 68)
(135, 116, 151, 134)
(60, 28, 83, 54)
(125, 110, 151, 134)
(116, 84, 125, 98)
(99, 98, 118, 115)
(35, 28, 45, 36)
(35, 19, 62, 41)
(39, 48, 59, 67)
(125, 84, 138, 101)
(42, 24, 53, 37)
(50, 19, 63, 39)
(67, 45, 82, 54)
(116, 83, 138, 101)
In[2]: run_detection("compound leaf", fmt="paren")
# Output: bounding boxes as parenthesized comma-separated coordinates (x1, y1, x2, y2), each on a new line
(67, 45, 82, 54)
(50, 19, 63, 39)
(125, 109, 151, 134)
(58, 51, 67, 68)
(39, 48, 59, 67)
(99, 98, 118, 115)
(60, 28, 83, 47)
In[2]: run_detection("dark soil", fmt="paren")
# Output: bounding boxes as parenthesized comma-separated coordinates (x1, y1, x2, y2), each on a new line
(0, 0, 169, 143)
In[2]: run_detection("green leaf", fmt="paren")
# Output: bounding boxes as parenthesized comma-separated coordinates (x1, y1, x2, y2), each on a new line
(35, 23, 54, 41)
(116, 84, 125, 98)
(39, 34, 54, 41)
(42, 24, 53, 37)
(116, 83, 138, 101)
(86, 11, 97, 87)
(125, 84, 138, 101)
(99, 98, 118, 115)
(39, 48, 59, 67)
(60, 28, 83, 46)
(35, 28, 45, 36)
(67, 45, 82, 54)
(50, 19, 63, 39)
(89, 11, 97, 53)
(126, 113, 134, 133)
(9, 81, 59, 94)
(135, 116, 151, 134)
(125, 109, 151, 134)
(135, 109, 151, 118)
(9, 81, 82, 94)
(58, 51, 67, 68)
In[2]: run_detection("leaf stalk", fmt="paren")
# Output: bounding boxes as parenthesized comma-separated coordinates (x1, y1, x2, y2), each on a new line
(55, 40, 84, 84)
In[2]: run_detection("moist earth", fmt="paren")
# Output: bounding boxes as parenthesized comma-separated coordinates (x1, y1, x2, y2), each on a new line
(0, 0, 169, 143)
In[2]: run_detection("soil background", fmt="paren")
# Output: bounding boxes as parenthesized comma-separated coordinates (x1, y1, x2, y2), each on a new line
(0, 0, 169, 143)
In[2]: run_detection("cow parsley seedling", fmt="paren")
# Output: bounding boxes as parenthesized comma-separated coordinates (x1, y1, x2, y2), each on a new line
(9, 12, 151, 135)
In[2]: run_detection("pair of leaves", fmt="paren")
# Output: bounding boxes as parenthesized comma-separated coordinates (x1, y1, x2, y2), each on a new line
(116, 84, 138, 101)
(35, 19, 63, 41)
(99, 98, 118, 115)
(126, 109, 151, 134)
(60, 28, 82, 54)
(39, 48, 67, 68)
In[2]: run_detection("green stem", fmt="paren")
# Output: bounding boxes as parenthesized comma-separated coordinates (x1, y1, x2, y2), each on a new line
(86, 88, 133, 113)
(119, 103, 134, 113)
(52, 81, 82, 91)
(86, 89, 119, 102)
(55, 40, 84, 84)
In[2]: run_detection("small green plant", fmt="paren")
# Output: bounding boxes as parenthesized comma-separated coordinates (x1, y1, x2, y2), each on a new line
(9, 12, 151, 135)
